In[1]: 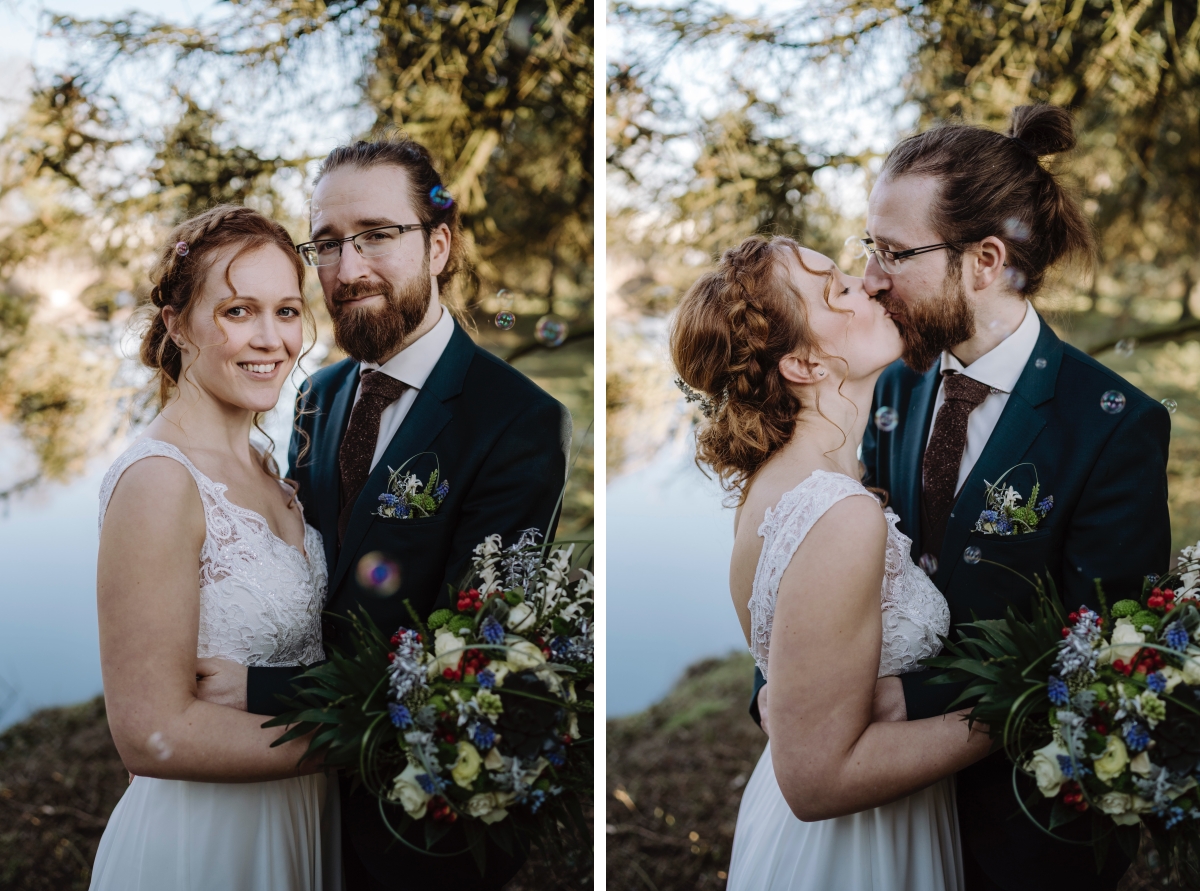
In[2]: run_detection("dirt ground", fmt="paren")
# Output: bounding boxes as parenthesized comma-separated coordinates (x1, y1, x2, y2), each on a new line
(0, 696, 591, 889)
(605, 653, 1186, 891)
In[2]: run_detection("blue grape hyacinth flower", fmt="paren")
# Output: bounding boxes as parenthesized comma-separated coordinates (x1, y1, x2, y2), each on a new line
(1047, 676, 1070, 706)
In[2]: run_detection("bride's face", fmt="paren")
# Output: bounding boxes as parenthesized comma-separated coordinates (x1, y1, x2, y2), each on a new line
(170, 244, 304, 414)
(785, 247, 904, 381)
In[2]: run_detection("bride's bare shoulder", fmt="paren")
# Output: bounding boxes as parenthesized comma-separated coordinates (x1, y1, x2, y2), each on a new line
(103, 454, 204, 543)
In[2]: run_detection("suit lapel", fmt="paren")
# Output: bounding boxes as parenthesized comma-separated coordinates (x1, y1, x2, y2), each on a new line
(897, 364, 940, 556)
(937, 318, 1062, 581)
(315, 364, 359, 576)
(327, 320, 476, 602)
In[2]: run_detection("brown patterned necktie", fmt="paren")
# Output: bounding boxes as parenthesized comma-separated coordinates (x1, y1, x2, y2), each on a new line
(921, 371, 993, 554)
(338, 369, 409, 543)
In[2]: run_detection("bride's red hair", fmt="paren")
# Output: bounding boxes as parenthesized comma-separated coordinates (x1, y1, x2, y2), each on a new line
(670, 235, 834, 501)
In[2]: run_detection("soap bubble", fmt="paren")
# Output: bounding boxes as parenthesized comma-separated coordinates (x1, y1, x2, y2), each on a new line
(174, 241, 189, 257)
(356, 551, 402, 596)
(874, 406, 899, 432)
(1115, 339, 1136, 358)
(534, 315, 569, 347)
(843, 234, 867, 259)
(494, 311, 516, 330)
(1003, 267, 1027, 291)
(1034, 358, 1047, 369)
(147, 731, 173, 760)
(1003, 217, 1031, 242)
(919, 553, 938, 576)
(429, 185, 454, 209)
(1162, 398, 1178, 414)
(1100, 390, 1126, 414)
(963, 546, 982, 565)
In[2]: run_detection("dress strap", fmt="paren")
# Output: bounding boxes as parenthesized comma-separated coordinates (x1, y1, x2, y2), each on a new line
(97, 440, 213, 537)
(748, 470, 880, 679)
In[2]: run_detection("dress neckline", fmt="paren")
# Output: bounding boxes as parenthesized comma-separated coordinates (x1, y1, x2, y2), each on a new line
(141, 438, 312, 563)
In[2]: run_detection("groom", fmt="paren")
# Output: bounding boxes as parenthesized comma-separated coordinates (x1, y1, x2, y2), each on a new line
(753, 110, 1171, 890)
(198, 136, 572, 889)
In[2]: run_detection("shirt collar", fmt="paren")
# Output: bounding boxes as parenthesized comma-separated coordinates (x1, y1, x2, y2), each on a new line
(939, 300, 1041, 394)
(359, 303, 454, 390)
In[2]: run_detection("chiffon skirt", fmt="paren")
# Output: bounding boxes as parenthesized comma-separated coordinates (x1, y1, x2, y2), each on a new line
(89, 771, 342, 891)
(727, 741, 963, 891)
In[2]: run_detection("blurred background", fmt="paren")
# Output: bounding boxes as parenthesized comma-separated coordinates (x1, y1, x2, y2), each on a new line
(605, 2, 1200, 888)
(0, 1, 592, 887)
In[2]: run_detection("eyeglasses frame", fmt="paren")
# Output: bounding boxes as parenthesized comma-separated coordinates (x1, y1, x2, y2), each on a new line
(858, 237, 963, 272)
(295, 223, 430, 268)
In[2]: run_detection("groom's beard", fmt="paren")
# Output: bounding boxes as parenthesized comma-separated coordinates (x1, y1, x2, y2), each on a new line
(329, 256, 431, 365)
(882, 273, 975, 373)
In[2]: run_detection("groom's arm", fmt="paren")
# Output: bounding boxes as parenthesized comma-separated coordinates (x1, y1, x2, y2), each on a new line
(434, 397, 572, 609)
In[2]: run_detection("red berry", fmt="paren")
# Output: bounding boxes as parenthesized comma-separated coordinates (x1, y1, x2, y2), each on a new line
(474, 602, 483, 611)
(1097, 617, 1105, 626)
(1148, 596, 1165, 610)
(1068, 611, 1079, 623)
(1062, 627, 1071, 638)
(1152, 588, 1162, 597)
(387, 652, 396, 662)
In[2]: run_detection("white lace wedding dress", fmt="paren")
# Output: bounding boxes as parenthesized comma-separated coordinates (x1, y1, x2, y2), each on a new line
(727, 470, 962, 891)
(89, 440, 342, 891)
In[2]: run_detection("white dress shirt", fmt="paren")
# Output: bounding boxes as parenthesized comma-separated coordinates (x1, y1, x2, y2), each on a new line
(354, 304, 455, 471)
(926, 300, 1041, 495)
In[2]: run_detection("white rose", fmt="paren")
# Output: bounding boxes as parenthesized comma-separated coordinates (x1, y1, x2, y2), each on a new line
(1096, 792, 1133, 815)
(505, 602, 537, 632)
(506, 639, 547, 670)
(429, 629, 465, 677)
(1104, 619, 1145, 664)
(1132, 795, 1155, 813)
(1160, 666, 1186, 694)
(1183, 650, 1200, 685)
(465, 791, 517, 823)
(1093, 735, 1129, 783)
(1130, 751, 1152, 777)
(1027, 741, 1068, 798)
(388, 763, 432, 819)
(534, 667, 563, 694)
(483, 746, 505, 770)
(1111, 812, 1141, 826)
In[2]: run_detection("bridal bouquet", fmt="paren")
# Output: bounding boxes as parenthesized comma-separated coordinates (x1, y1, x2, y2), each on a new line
(265, 530, 594, 873)
(924, 545, 1200, 881)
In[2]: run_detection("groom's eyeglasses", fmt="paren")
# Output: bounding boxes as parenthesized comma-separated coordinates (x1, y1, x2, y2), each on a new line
(850, 236, 961, 275)
(296, 224, 429, 268)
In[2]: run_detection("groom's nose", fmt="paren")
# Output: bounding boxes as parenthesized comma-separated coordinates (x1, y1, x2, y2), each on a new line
(863, 254, 891, 299)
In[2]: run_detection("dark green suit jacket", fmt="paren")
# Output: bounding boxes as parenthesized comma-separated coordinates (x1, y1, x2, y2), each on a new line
(248, 318, 572, 887)
(752, 318, 1171, 890)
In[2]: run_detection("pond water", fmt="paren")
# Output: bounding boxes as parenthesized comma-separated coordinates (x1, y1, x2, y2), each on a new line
(606, 446, 747, 718)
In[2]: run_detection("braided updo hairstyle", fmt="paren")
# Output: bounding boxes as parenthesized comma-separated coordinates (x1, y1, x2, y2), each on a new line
(141, 204, 307, 408)
(670, 235, 834, 501)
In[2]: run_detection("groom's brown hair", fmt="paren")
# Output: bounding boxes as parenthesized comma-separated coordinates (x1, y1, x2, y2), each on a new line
(881, 105, 1095, 297)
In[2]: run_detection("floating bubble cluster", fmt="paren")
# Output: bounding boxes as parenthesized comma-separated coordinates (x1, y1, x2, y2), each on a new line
(919, 554, 938, 576)
(1100, 390, 1126, 414)
(495, 310, 516, 330)
(963, 546, 982, 565)
(1003, 267, 1027, 291)
(1034, 358, 1047, 369)
(534, 315, 569, 347)
(1115, 339, 1136, 358)
(147, 731, 173, 761)
(1162, 398, 1178, 415)
(356, 551, 402, 596)
(429, 185, 454, 209)
(1003, 217, 1031, 242)
(874, 406, 899, 432)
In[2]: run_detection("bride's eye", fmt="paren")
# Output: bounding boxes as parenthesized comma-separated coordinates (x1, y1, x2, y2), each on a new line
(225, 306, 249, 318)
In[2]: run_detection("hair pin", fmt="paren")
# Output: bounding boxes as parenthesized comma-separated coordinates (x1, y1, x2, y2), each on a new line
(674, 375, 729, 419)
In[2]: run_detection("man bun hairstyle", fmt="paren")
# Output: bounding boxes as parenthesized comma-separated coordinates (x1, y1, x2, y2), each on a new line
(670, 235, 830, 501)
(315, 135, 466, 300)
(882, 104, 1095, 297)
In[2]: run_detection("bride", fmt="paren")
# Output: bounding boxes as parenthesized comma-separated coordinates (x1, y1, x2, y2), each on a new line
(89, 206, 340, 890)
(671, 235, 991, 890)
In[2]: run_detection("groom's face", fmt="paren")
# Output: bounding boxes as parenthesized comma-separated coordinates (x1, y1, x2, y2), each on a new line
(309, 165, 448, 364)
(864, 174, 975, 371)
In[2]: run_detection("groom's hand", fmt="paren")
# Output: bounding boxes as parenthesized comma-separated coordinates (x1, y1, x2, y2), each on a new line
(195, 657, 248, 711)
(757, 685, 770, 737)
(871, 676, 907, 723)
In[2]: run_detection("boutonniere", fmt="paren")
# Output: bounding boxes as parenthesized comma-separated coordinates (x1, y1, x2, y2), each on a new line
(974, 465, 1053, 536)
(374, 453, 449, 519)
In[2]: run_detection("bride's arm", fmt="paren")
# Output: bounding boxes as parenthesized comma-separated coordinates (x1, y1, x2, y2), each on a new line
(769, 495, 990, 822)
(97, 458, 320, 783)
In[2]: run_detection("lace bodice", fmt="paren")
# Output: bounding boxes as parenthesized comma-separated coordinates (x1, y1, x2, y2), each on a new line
(98, 439, 327, 667)
(749, 470, 949, 680)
